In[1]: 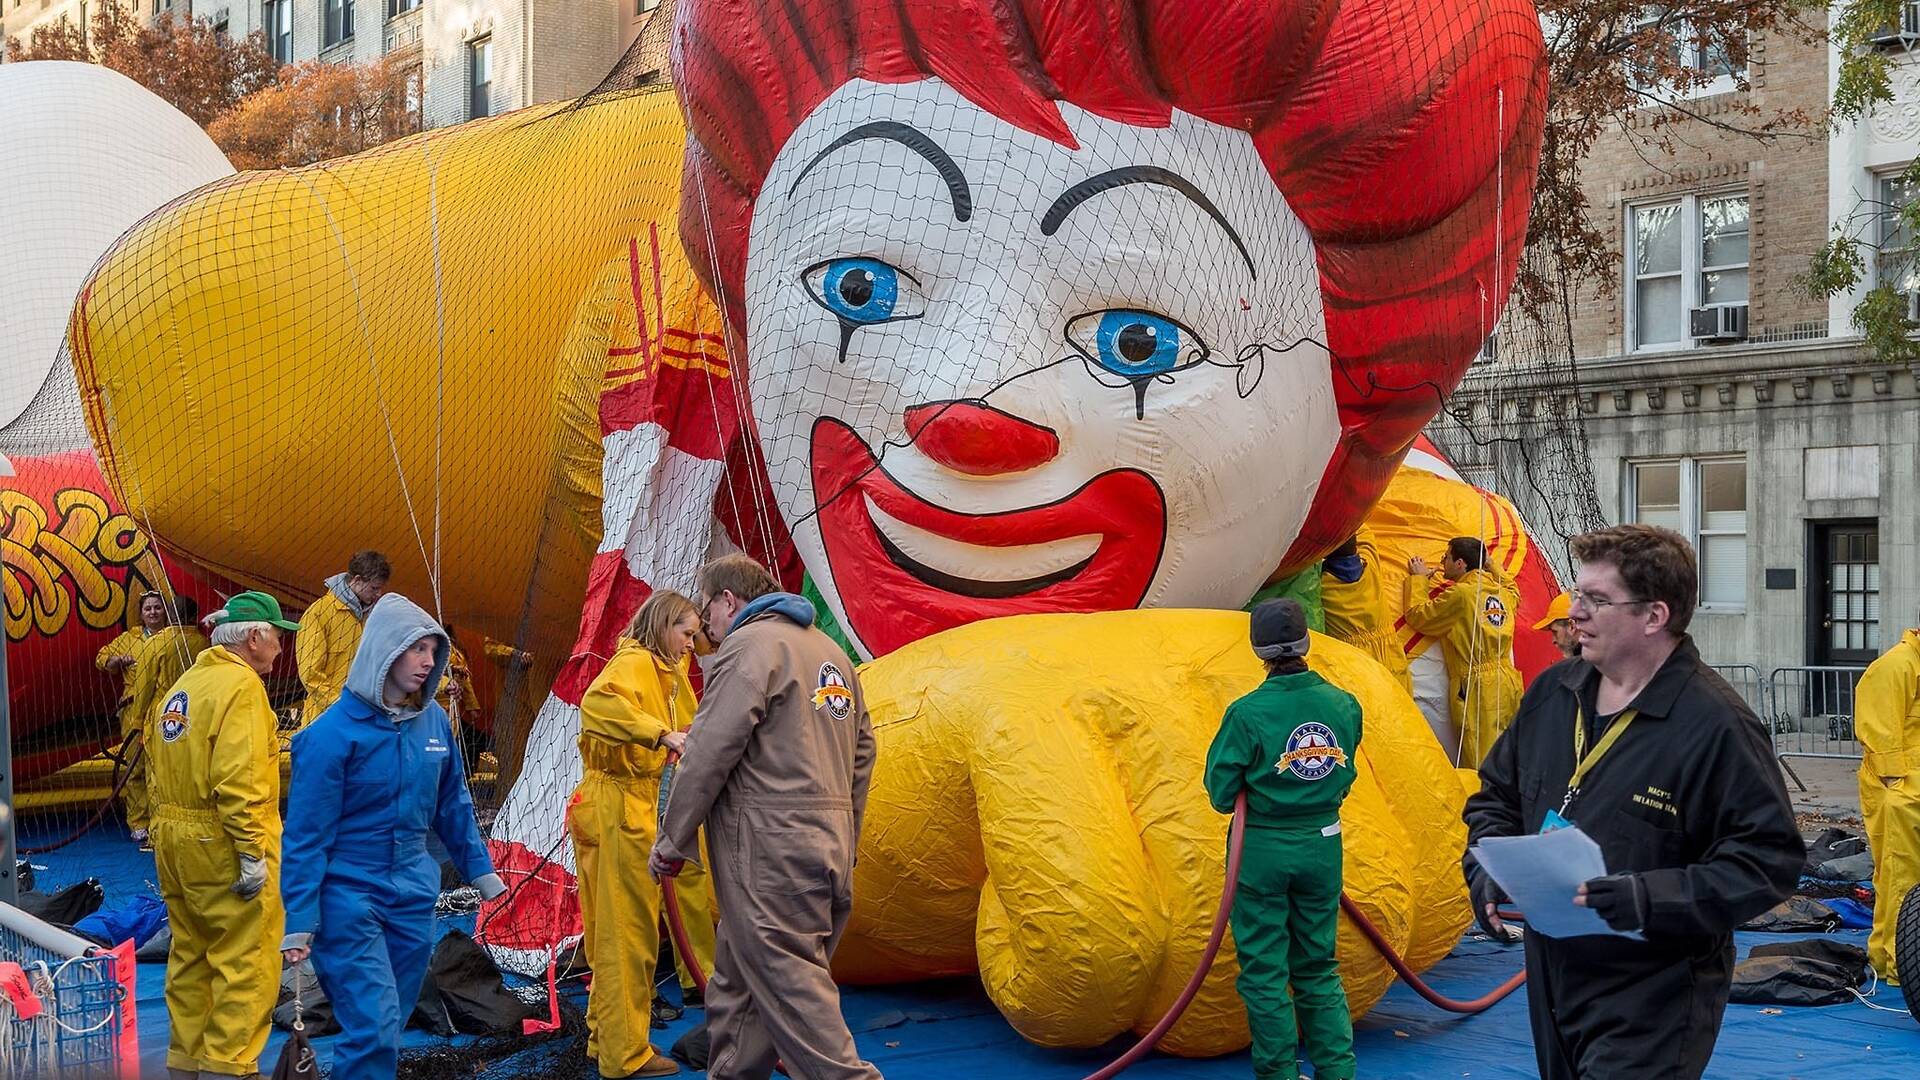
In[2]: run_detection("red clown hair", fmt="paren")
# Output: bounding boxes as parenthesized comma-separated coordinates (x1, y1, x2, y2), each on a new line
(672, 0, 1548, 577)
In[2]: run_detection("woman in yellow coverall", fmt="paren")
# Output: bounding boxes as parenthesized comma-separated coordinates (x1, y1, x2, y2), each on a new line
(1856, 627, 1920, 984)
(1320, 529, 1413, 692)
(1403, 537, 1523, 767)
(99, 590, 167, 841)
(125, 596, 211, 850)
(571, 590, 719, 1079)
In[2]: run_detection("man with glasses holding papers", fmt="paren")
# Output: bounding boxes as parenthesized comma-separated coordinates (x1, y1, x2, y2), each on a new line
(1463, 524, 1802, 1080)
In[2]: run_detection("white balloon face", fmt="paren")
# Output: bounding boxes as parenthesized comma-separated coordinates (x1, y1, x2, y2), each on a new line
(743, 78, 1339, 658)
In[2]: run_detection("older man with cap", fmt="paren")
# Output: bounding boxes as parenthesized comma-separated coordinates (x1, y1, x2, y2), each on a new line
(1204, 599, 1364, 1080)
(1534, 592, 1578, 659)
(147, 590, 300, 1080)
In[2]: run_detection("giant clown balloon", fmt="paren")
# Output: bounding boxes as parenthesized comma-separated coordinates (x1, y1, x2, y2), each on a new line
(68, 0, 1551, 1059)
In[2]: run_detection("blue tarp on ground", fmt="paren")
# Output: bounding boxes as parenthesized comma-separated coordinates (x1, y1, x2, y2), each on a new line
(25, 821, 1920, 1079)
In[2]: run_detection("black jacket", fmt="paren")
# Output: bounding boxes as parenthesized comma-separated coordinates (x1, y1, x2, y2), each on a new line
(1465, 636, 1801, 940)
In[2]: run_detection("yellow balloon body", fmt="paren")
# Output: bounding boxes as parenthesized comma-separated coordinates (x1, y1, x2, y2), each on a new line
(838, 608, 1471, 1056)
(69, 91, 722, 651)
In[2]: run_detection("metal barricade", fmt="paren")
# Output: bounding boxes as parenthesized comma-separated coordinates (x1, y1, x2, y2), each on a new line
(1764, 666, 1868, 792)
(0, 903, 125, 1079)
(1708, 663, 1766, 716)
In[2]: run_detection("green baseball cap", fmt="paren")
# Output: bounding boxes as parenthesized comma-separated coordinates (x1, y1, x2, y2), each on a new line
(213, 590, 301, 631)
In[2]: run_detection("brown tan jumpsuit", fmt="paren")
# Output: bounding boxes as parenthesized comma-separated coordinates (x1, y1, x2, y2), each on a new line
(657, 607, 880, 1080)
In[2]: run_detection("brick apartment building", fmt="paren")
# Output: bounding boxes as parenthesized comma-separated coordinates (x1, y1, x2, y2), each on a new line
(1440, 7, 1920, 680)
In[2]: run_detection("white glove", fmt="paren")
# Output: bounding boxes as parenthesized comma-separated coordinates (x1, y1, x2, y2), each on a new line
(473, 872, 508, 901)
(231, 855, 268, 899)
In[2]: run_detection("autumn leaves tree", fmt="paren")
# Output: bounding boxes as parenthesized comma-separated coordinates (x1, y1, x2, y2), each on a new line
(4, 6, 276, 127)
(5, 4, 419, 170)
(208, 59, 422, 170)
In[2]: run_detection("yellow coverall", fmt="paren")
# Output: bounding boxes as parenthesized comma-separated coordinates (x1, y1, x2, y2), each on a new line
(147, 645, 285, 1077)
(1403, 566, 1524, 767)
(296, 590, 363, 724)
(569, 640, 718, 1078)
(1321, 530, 1414, 692)
(1857, 628, 1920, 983)
(123, 625, 211, 833)
(437, 641, 473, 747)
(96, 627, 150, 827)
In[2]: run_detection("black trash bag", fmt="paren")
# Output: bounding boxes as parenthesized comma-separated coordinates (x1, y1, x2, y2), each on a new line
(424, 930, 532, 1035)
(1802, 828, 1868, 875)
(1730, 955, 1861, 1007)
(275, 961, 341, 1037)
(271, 981, 322, 1080)
(1740, 896, 1841, 933)
(1748, 937, 1870, 981)
(19, 880, 104, 925)
(670, 1020, 710, 1071)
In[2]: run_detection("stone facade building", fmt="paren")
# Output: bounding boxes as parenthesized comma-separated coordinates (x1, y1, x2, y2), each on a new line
(1444, 11, 1920, 682)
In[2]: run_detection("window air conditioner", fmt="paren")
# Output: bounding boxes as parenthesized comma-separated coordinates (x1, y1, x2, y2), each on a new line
(1870, 1, 1920, 49)
(1689, 303, 1749, 342)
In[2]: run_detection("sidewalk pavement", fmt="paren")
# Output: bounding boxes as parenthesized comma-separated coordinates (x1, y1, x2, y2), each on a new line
(1780, 754, 1862, 827)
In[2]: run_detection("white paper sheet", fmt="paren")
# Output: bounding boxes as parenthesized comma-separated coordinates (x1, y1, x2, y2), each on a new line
(1470, 826, 1644, 940)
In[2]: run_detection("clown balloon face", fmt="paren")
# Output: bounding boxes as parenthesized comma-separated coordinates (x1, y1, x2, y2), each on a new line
(746, 79, 1339, 659)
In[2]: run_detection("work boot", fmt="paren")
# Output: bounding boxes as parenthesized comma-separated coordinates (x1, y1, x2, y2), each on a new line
(680, 984, 704, 1009)
(630, 1048, 681, 1077)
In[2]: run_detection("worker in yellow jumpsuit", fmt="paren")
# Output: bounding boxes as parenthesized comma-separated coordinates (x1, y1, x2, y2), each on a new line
(99, 590, 167, 843)
(1404, 537, 1523, 767)
(1857, 627, 1920, 984)
(296, 550, 389, 724)
(124, 597, 211, 851)
(1321, 528, 1413, 692)
(436, 635, 474, 749)
(570, 590, 719, 1079)
(1533, 592, 1579, 659)
(148, 591, 299, 1080)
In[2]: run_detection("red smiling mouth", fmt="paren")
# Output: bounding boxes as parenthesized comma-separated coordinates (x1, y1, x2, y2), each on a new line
(809, 416, 1167, 656)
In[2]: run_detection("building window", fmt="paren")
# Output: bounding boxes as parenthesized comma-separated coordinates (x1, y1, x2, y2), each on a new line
(1627, 192, 1749, 349)
(1629, 11, 1745, 95)
(1878, 169, 1918, 294)
(213, 15, 228, 39)
(637, 0, 660, 12)
(468, 36, 492, 119)
(325, 0, 355, 46)
(1625, 455, 1747, 609)
(264, 0, 291, 61)
(388, 0, 419, 16)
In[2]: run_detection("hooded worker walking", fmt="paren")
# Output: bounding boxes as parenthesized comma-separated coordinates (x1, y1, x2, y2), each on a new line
(650, 554, 881, 1080)
(279, 594, 505, 1080)
(1403, 537, 1524, 766)
(295, 550, 389, 724)
(148, 591, 299, 1080)
(1205, 599, 1362, 1080)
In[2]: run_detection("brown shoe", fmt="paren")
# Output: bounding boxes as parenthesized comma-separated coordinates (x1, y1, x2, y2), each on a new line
(631, 1048, 680, 1077)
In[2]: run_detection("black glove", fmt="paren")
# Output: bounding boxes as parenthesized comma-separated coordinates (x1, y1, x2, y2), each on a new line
(1467, 862, 1519, 943)
(1582, 873, 1649, 933)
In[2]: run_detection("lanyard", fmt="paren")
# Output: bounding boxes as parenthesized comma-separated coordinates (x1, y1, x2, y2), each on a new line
(1561, 705, 1638, 815)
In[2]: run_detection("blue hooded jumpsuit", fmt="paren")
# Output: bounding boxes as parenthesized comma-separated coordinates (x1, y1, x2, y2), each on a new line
(281, 593, 504, 1079)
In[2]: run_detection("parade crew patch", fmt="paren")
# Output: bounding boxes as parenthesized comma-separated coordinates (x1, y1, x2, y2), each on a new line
(1275, 722, 1348, 781)
(1482, 593, 1508, 627)
(813, 662, 854, 721)
(160, 691, 191, 742)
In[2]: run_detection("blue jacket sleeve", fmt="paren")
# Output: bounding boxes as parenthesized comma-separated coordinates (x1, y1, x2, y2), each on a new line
(281, 722, 348, 937)
(430, 712, 495, 885)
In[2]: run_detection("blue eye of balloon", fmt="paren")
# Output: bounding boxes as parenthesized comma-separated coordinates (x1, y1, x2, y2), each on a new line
(803, 257, 918, 325)
(1064, 309, 1210, 381)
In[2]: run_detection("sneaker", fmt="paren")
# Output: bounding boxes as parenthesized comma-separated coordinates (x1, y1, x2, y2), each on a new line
(650, 996, 682, 1028)
(132, 830, 153, 852)
(680, 985, 704, 1009)
(630, 1048, 680, 1077)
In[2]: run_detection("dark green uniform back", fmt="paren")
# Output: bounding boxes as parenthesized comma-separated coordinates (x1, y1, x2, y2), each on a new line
(1204, 668, 1364, 1080)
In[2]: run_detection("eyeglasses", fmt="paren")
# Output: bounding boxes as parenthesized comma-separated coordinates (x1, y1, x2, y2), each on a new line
(1568, 589, 1651, 613)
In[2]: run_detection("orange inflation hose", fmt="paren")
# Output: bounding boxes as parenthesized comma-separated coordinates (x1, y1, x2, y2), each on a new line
(657, 762, 1524, 1077)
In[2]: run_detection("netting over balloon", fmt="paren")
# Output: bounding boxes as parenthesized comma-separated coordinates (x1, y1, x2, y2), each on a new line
(28, 0, 1558, 1060)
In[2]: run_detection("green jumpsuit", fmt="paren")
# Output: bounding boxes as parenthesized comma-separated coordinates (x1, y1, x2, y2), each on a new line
(1204, 668, 1363, 1080)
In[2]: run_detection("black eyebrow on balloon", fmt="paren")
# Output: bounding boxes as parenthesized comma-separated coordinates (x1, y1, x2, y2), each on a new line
(1039, 165, 1255, 277)
(788, 120, 973, 222)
